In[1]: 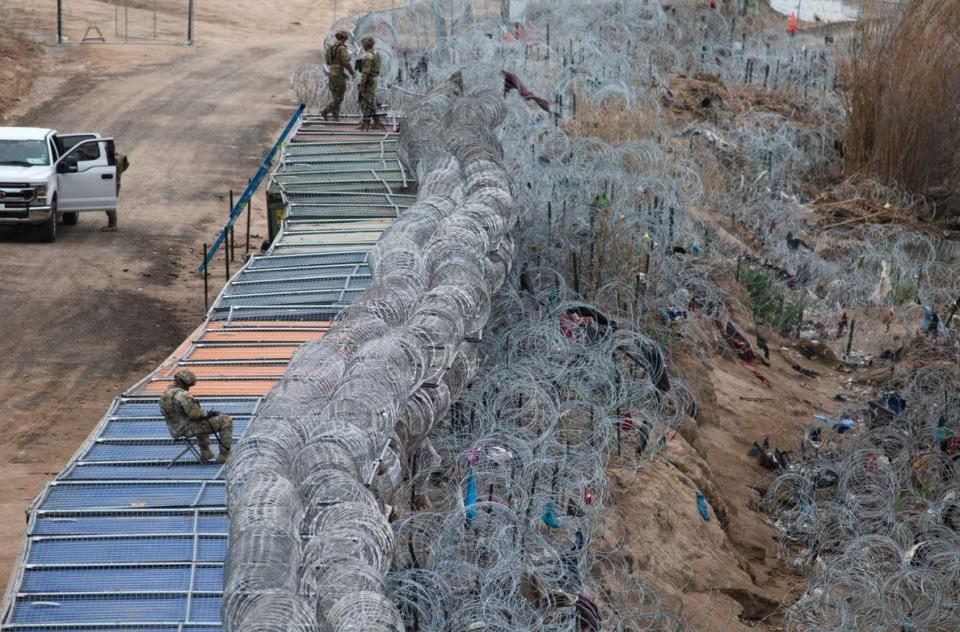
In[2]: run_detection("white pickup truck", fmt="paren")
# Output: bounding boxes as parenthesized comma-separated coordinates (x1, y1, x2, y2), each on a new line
(0, 127, 120, 242)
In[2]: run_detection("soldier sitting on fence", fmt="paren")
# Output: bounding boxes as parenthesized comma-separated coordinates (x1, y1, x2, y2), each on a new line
(160, 369, 233, 464)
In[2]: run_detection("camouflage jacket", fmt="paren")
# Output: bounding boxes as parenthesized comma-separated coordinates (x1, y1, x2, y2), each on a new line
(325, 41, 353, 76)
(159, 385, 207, 435)
(360, 51, 382, 82)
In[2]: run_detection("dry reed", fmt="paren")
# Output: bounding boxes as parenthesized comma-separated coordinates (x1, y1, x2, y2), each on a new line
(843, 0, 960, 204)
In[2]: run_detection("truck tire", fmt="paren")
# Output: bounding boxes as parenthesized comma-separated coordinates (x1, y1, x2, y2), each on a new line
(62, 212, 79, 226)
(39, 198, 57, 243)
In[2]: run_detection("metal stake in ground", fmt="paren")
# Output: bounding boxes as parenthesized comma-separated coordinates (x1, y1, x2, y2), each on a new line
(846, 319, 856, 356)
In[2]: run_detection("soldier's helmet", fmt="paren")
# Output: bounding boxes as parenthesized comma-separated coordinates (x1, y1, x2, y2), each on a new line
(335, 29, 350, 41)
(361, 35, 375, 48)
(174, 369, 197, 388)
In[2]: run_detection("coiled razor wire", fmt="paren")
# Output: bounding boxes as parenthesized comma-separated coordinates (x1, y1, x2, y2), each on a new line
(225, 75, 518, 630)
(762, 365, 960, 631)
(228, 0, 960, 630)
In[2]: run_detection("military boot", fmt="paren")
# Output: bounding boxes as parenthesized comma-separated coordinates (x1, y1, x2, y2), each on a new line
(217, 449, 230, 464)
(199, 447, 215, 463)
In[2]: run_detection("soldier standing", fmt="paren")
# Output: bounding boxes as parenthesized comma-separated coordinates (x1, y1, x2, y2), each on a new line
(358, 35, 382, 130)
(100, 150, 128, 232)
(320, 30, 355, 121)
(159, 369, 233, 464)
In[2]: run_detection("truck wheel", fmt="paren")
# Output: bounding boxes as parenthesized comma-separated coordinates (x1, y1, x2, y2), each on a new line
(62, 212, 79, 226)
(39, 199, 57, 243)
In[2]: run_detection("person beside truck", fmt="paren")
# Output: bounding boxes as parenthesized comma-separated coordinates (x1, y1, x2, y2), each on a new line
(0, 127, 123, 241)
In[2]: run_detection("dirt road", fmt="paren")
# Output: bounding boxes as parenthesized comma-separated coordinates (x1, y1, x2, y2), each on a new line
(0, 0, 390, 588)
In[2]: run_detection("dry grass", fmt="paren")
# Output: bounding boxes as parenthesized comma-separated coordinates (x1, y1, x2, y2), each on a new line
(843, 0, 960, 200)
(561, 100, 660, 143)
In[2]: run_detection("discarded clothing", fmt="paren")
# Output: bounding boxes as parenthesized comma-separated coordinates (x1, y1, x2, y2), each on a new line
(835, 418, 857, 434)
(464, 468, 478, 523)
(575, 594, 602, 631)
(791, 363, 820, 378)
(502, 70, 552, 113)
(696, 492, 711, 521)
(488, 446, 513, 464)
(885, 393, 906, 415)
(921, 306, 948, 336)
(541, 501, 562, 529)
(661, 308, 688, 324)
(721, 321, 757, 364)
(464, 446, 481, 466)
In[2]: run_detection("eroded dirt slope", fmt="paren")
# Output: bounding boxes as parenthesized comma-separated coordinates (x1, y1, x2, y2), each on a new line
(599, 301, 847, 630)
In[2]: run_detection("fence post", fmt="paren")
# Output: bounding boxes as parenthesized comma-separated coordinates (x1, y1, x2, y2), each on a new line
(846, 319, 856, 356)
(187, 0, 194, 44)
(245, 178, 252, 255)
(202, 243, 209, 314)
(946, 296, 960, 328)
(57, 0, 63, 44)
(571, 251, 580, 294)
(224, 229, 231, 281)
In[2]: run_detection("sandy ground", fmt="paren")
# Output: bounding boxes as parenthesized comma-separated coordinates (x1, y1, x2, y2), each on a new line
(0, 0, 392, 590)
(600, 302, 848, 630)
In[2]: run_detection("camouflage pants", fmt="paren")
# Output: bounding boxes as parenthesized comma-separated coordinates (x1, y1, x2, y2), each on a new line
(321, 74, 347, 119)
(361, 78, 378, 120)
(170, 414, 233, 452)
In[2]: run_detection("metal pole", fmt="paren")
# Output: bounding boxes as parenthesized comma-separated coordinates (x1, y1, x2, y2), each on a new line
(245, 194, 252, 255)
(846, 319, 855, 356)
(124, 0, 129, 43)
(224, 230, 231, 281)
(187, 0, 194, 44)
(57, 0, 63, 44)
(229, 225, 236, 263)
(202, 243, 209, 313)
(571, 251, 580, 294)
(228, 190, 235, 263)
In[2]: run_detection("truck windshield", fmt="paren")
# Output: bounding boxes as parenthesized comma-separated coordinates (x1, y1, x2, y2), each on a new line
(0, 139, 50, 167)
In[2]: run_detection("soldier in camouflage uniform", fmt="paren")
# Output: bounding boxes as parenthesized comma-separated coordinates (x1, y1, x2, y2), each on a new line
(159, 369, 233, 464)
(358, 35, 382, 130)
(320, 30, 355, 121)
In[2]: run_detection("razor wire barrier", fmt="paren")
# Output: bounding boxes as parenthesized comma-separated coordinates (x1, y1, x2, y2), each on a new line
(223, 78, 519, 631)
(761, 364, 960, 631)
(226, 0, 959, 630)
(5, 0, 958, 629)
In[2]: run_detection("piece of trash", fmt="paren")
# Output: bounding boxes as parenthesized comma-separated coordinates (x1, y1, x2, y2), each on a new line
(835, 418, 857, 434)
(129, 502, 146, 508)
(541, 501, 562, 528)
(696, 492, 711, 521)
(487, 446, 512, 463)
(464, 468, 477, 523)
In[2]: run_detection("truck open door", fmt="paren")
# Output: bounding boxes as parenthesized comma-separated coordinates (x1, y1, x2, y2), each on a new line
(54, 134, 117, 212)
